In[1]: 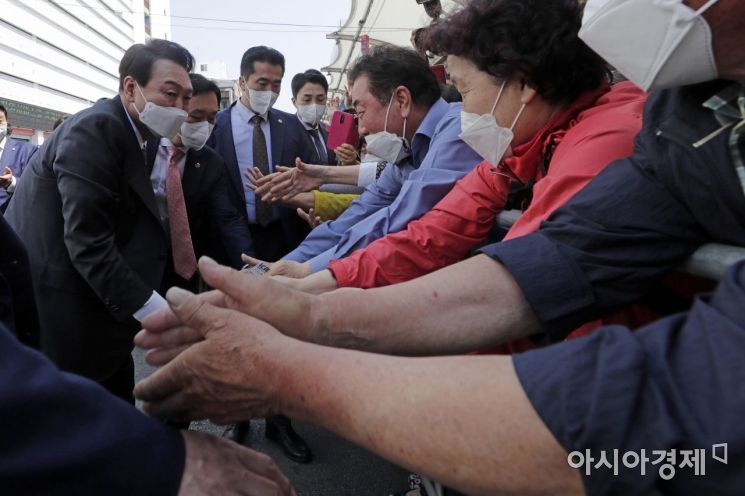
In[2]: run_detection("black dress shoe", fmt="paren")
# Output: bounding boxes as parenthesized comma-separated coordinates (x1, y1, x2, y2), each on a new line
(222, 420, 251, 445)
(265, 416, 313, 463)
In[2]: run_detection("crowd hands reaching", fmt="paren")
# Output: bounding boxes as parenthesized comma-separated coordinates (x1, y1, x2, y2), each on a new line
(134, 0, 745, 493)
(4, 0, 745, 493)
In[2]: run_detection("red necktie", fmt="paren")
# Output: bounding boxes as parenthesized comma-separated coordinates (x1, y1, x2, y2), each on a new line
(166, 146, 197, 280)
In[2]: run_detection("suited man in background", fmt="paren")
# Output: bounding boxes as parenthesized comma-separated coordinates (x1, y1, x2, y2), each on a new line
(147, 73, 254, 294)
(5, 39, 195, 403)
(207, 45, 314, 463)
(208, 46, 315, 264)
(0, 104, 37, 211)
(291, 69, 337, 165)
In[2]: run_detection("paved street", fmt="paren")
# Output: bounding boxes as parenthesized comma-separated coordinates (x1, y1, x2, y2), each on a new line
(134, 347, 409, 495)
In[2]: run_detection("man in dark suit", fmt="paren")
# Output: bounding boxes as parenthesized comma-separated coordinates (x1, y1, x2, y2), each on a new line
(5, 39, 195, 404)
(0, 104, 38, 211)
(290, 69, 337, 166)
(207, 45, 314, 463)
(208, 46, 315, 264)
(1, 214, 294, 494)
(146, 73, 254, 294)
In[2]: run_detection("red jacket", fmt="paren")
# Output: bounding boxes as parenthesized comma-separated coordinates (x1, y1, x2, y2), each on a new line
(329, 82, 647, 289)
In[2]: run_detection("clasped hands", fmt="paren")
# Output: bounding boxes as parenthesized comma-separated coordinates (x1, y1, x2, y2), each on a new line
(133, 257, 316, 424)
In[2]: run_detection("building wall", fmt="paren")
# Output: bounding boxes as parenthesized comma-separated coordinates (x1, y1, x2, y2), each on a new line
(0, 0, 171, 142)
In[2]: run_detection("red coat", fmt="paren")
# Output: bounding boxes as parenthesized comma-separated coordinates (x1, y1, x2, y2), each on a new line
(329, 82, 647, 289)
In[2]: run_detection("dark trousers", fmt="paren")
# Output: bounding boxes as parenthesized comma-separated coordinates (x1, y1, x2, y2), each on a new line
(99, 353, 135, 404)
(248, 221, 296, 262)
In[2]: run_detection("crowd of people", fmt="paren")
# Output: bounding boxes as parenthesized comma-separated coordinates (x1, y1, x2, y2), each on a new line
(1, 0, 744, 494)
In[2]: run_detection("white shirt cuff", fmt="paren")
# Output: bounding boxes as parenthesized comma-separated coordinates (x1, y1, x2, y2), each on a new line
(133, 291, 169, 322)
(6, 175, 17, 193)
(357, 161, 377, 188)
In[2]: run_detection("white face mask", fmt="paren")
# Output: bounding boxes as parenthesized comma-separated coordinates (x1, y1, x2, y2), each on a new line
(0, 123, 7, 141)
(179, 120, 213, 151)
(248, 89, 278, 116)
(580, 0, 720, 92)
(364, 94, 411, 165)
(132, 84, 188, 139)
(297, 103, 326, 127)
(458, 81, 525, 166)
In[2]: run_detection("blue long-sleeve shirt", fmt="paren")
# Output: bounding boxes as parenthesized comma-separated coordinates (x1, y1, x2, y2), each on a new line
(283, 98, 483, 272)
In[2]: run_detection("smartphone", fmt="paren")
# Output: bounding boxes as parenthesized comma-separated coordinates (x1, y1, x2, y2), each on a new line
(431, 64, 446, 84)
(326, 111, 360, 150)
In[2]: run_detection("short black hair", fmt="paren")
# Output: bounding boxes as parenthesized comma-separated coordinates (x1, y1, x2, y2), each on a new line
(423, 0, 607, 104)
(0, 104, 7, 120)
(189, 73, 221, 106)
(240, 46, 285, 78)
(347, 45, 440, 108)
(291, 69, 329, 98)
(118, 38, 194, 91)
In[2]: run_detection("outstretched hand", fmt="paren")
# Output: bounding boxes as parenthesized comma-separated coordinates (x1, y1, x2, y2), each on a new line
(134, 262, 309, 423)
(134, 257, 317, 367)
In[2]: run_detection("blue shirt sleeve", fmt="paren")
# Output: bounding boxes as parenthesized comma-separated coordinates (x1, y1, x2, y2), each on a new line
(513, 260, 745, 494)
(299, 110, 482, 271)
(283, 163, 407, 263)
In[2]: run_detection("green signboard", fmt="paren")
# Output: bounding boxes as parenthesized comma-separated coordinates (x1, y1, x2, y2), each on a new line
(0, 98, 68, 132)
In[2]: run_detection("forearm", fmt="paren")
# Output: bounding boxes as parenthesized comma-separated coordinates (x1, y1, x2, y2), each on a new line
(313, 254, 542, 355)
(322, 164, 361, 186)
(275, 343, 581, 495)
(278, 191, 314, 210)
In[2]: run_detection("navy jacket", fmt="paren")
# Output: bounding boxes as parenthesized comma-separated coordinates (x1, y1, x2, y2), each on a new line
(5, 97, 169, 380)
(0, 320, 184, 494)
(208, 103, 315, 261)
(0, 137, 37, 210)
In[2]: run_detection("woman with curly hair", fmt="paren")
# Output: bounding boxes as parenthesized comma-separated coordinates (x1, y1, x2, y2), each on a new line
(284, 0, 646, 296)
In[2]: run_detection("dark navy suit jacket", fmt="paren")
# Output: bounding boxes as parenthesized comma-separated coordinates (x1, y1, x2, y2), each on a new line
(0, 137, 37, 210)
(0, 215, 39, 348)
(208, 103, 315, 261)
(0, 320, 184, 494)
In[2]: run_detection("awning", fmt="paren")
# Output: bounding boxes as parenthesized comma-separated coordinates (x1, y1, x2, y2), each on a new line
(323, 0, 463, 96)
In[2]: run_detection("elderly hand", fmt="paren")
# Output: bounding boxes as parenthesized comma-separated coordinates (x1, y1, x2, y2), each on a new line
(133, 257, 317, 367)
(241, 254, 311, 279)
(179, 431, 295, 496)
(334, 143, 358, 165)
(254, 158, 329, 201)
(134, 281, 300, 424)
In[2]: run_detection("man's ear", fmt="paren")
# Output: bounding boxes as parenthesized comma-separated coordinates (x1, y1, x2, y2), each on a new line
(394, 85, 413, 119)
(122, 75, 137, 103)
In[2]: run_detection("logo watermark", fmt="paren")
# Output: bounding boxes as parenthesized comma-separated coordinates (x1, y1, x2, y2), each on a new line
(567, 444, 728, 479)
